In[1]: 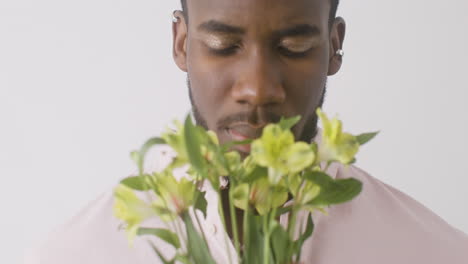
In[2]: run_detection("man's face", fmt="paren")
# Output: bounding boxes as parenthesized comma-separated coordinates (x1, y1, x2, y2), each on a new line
(173, 0, 345, 156)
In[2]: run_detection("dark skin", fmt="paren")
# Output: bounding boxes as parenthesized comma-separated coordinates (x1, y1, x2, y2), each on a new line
(172, 0, 345, 242)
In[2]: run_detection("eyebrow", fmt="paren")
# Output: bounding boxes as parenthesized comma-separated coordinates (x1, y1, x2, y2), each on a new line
(197, 20, 246, 35)
(197, 20, 321, 38)
(275, 24, 321, 38)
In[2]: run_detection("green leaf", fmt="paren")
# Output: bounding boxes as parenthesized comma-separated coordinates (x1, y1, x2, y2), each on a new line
(270, 220, 290, 264)
(244, 165, 268, 183)
(120, 175, 151, 191)
(271, 188, 289, 209)
(140, 137, 166, 154)
(304, 171, 362, 206)
(279, 116, 301, 131)
(291, 213, 314, 261)
(182, 213, 216, 264)
(174, 254, 190, 264)
(243, 214, 265, 264)
(275, 205, 293, 217)
(356, 131, 379, 146)
(232, 183, 249, 210)
(136, 137, 166, 174)
(194, 191, 208, 219)
(130, 151, 140, 165)
(147, 240, 174, 264)
(138, 227, 181, 249)
(183, 115, 206, 178)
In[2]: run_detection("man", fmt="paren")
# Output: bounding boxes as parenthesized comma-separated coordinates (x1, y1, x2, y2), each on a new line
(25, 0, 468, 263)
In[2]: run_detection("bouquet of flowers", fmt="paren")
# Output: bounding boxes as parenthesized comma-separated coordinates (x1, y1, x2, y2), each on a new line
(113, 108, 378, 264)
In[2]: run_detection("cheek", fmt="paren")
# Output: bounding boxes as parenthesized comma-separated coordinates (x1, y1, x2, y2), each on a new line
(286, 76, 325, 137)
(186, 45, 234, 130)
(283, 58, 328, 112)
(281, 51, 329, 135)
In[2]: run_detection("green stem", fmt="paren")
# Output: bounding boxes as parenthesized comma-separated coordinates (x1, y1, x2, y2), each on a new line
(218, 192, 234, 264)
(228, 187, 241, 259)
(289, 176, 305, 239)
(194, 208, 211, 253)
(193, 188, 210, 249)
(286, 206, 298, 262)
(263, 212, 270, 264)
(275, 205, 293, 217)
(243, 202, 251, 263)
(175, 216, 188, 250)
(323, 161, 331, 172)
(270, 207, 277, 222)
(269, 207, 278, 263)
(287, 206, 298, 239)
(153, 188, 187, 250)
(294, 212, 307, 263)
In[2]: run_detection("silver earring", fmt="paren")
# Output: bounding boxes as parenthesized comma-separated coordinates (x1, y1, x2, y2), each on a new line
(335, 49, 344, 57)
(172, 11, 179, 23)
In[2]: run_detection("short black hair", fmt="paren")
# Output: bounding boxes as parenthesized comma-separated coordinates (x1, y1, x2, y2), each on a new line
(180, 0, 340, 27)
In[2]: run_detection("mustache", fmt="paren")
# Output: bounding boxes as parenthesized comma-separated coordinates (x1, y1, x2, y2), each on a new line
(216, 111, 282, 130)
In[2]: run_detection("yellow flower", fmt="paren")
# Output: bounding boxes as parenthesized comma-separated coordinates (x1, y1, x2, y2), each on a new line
(161, 120, 189, 166)
(113, 185, 156, 244)
(288, 173, 321, 205)
(251, 124, 315, 184)
(316, 108, 359, 164)
(232, 177, 288, 215)
(153, 172, 197, 219)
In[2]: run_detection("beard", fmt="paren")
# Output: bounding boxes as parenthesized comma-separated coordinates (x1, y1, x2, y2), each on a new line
(187, 75, 327, 144)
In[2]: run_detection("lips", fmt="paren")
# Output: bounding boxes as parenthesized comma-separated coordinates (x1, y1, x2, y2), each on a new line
(226, 124, 265, 153)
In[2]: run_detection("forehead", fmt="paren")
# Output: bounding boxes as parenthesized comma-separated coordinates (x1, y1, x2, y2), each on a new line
(187, 0, 331, 32)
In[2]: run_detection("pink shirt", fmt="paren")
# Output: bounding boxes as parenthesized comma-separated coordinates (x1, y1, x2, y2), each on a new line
(24, 145, 468, 264)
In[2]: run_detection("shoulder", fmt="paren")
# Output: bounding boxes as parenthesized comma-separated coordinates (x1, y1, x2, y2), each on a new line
(306, 163, 468, 263)
(24, 146, 180, 264)
(342, 164, 466, 237)
(23, 190, 169, 264)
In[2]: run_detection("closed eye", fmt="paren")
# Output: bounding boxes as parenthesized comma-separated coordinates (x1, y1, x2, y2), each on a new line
(209, 45, 239, 56)
(278, 37, 318, 58)
(278, 46, 313, 58)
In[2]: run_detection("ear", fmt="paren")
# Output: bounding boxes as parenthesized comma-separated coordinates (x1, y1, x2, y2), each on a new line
(327, 17, 346, 76)
(172, 10, 188, 72)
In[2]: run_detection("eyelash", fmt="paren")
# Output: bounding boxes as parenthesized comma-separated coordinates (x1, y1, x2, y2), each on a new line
(278, 46, 311, 58)
(209, 46, 311, 58)
(209, 46, 239, 56)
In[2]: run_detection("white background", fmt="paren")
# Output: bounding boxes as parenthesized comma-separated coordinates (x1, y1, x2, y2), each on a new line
(1, 1, 467, 263)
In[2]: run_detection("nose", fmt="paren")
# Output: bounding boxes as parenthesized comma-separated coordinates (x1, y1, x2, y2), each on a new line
(231, 48, 286, 107)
